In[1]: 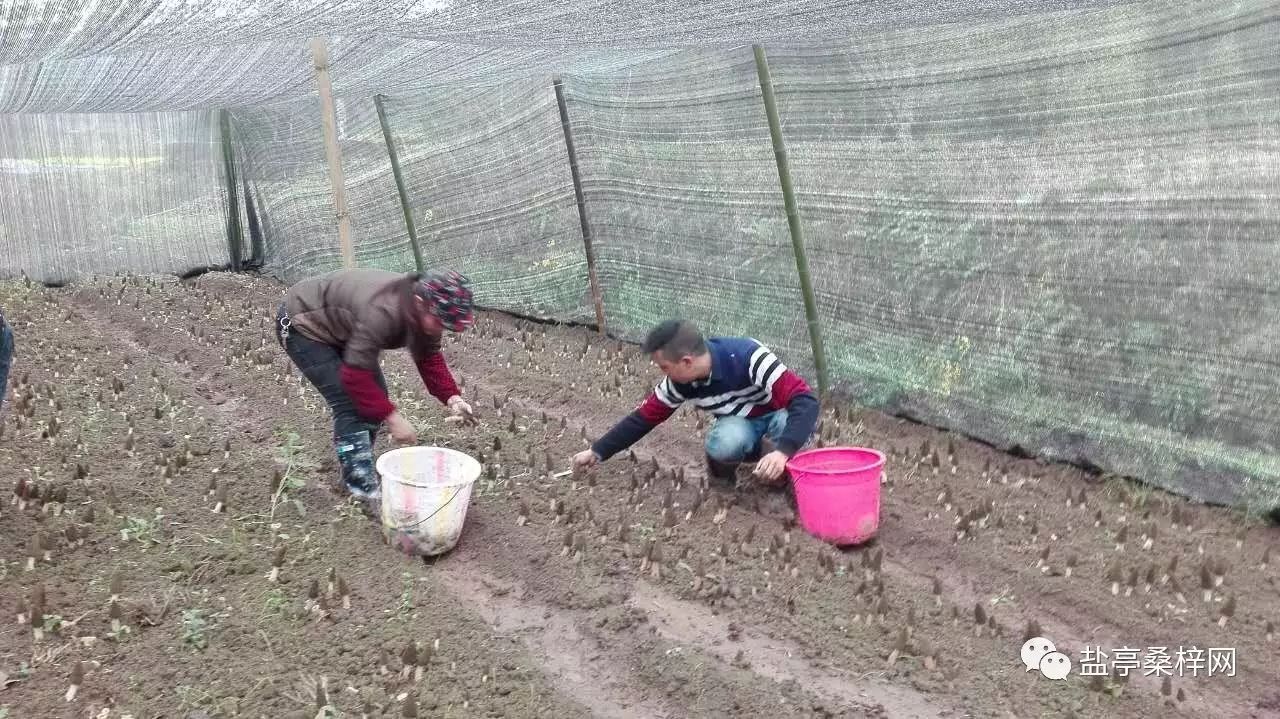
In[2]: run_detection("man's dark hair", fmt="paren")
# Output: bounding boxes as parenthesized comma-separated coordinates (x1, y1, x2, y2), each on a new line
(642, 320, 707, 360)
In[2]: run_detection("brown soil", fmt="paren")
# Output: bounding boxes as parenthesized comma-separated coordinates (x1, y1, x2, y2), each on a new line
(1, 272, 1277, 719)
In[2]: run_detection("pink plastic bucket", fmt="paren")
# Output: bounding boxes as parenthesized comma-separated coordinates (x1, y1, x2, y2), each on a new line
(787, 447, 885, 545)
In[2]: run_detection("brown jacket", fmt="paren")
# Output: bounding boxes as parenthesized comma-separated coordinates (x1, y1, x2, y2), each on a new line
(284, 268, 441, 370)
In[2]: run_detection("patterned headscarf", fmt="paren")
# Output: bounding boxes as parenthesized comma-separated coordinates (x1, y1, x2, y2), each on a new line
(413, 270, 474, 331)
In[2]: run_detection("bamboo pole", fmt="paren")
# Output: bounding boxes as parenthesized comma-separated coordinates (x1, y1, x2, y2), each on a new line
(753, 44, 830, 397)
(242, 174, 264, 266)
(374, 94, 425, 273)
(310, 37, 355, 268)
(218, 109, 243, 272)
(553, 77, 607, 335)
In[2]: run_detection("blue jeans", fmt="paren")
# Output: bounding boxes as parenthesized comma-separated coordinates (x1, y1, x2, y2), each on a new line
(705, 410, 788, 463)
(0, 321, 12, 414)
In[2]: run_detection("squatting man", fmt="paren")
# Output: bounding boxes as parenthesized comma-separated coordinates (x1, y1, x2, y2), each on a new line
(573, 319, 820, 484)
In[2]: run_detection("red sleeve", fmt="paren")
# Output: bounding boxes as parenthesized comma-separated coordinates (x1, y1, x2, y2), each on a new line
(414, 351, 461, 405)
(768, 369, 812, 411)
(637, 393, 678, 424)
(339, 364, 396, 420)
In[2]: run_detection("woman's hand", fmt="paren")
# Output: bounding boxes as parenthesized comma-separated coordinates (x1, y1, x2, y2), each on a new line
(446, 395, 477, 426)
(385, 411, 418, 444)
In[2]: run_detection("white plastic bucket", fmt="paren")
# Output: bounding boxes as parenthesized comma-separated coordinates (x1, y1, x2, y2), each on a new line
(375, 446, 481, 556)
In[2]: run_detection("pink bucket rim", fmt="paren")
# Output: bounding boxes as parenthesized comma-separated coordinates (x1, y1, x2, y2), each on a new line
(786, 447, 886, 475)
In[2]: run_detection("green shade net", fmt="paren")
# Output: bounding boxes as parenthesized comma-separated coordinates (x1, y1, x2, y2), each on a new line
(0, 0, 1276, 512)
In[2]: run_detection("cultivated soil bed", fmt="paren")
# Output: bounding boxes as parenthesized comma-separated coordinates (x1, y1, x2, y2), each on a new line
(1, 272, 1277, 719)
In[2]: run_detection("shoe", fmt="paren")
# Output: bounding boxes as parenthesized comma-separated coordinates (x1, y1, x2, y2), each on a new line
(705, 453, 739, 483)
(746, 436, 778, 464)
(335, 431, 381, 501)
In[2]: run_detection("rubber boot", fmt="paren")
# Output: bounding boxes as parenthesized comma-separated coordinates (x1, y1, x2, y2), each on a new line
(365, 421, 385, 447)
(335, 431, 380, 501)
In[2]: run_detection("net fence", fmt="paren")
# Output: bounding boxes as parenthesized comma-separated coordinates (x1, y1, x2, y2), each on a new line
(0, 0, 1277, 512)
(765, 3, 1280, 511)
(0, 111, 226, 280)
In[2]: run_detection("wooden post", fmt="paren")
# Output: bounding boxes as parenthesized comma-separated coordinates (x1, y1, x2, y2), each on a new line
(374, 94, 425, 273)
(753, 44, 830, 397)
(218, 109, 243, 272)
(553, 77, 607, 335)
(310, 37, 355, 268)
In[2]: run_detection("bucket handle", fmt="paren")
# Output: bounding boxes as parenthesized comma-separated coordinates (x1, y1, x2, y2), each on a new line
(384, 485, 464, 532)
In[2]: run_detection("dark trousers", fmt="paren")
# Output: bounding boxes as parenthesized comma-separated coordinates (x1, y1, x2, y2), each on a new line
(275, 303, 387, 443)
(0, 320, 13, 414)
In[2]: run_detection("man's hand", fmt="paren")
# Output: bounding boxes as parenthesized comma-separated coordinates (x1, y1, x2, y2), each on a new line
(385, 411, 418, 445)
(446, 395, 477, 426)
(572, 449, 600, 472)
(752, 450, 790, 483)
